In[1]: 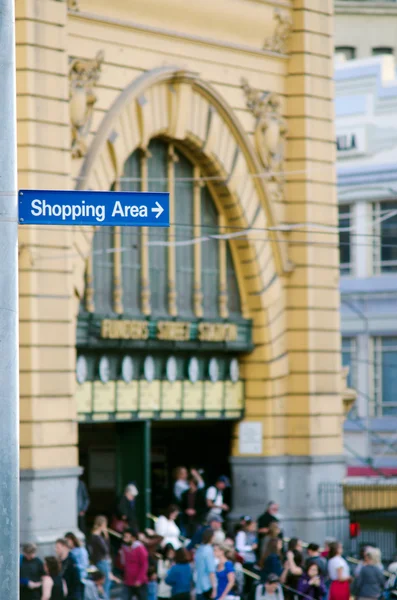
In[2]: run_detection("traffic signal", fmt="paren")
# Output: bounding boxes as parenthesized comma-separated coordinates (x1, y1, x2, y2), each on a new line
(349, 521, 360, 538)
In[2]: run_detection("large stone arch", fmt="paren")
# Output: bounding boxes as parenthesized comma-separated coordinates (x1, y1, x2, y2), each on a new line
(73, 65, 291, 385)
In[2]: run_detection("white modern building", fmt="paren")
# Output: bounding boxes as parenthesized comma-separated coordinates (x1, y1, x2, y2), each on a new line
(336, 55, 397, 476)
(335, 1, 397, 61)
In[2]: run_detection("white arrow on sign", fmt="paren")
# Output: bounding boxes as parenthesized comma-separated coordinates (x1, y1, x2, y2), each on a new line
(151, 201, 164, 219)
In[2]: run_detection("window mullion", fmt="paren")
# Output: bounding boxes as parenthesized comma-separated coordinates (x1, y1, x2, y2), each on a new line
(85, 253, 95, 313)
(140, 149, 151, 315)
(218, 213, 228, 319)
(167, 144, 177, 316)
(373, 202, 381, 275)
(111, 180, 123, 314)
(193, 166, 203, 318)
(113, 226, 123, 314)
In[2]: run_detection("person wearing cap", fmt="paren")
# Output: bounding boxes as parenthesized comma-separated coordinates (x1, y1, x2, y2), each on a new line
(254, 574, 285, 600)
(187, 515, 225, 551)
(20, 543, 44, 600)
(206, 476, 230, 522)
(118, 484, 139, 530)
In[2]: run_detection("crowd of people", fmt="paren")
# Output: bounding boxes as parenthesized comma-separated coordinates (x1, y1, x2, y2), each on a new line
(20, 467, 397, 600)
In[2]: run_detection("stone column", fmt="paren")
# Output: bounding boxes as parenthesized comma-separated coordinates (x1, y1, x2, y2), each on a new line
(283, 0, 346, 541)
(16, 0, 79, 554)
(231, 0, 347, 543)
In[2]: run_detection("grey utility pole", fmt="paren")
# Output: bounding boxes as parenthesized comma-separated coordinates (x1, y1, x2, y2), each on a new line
(0, 0, 19, 597)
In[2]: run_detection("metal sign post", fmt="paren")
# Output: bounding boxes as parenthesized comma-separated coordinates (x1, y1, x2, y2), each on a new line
(0, 0, 19, 597)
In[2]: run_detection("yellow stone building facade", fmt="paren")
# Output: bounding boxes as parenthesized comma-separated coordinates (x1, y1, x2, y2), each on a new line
(17, 0, 343, 547)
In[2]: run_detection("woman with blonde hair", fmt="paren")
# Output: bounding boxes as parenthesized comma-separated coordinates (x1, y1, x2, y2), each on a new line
(213, 545, 236, 600)
(353, 547, 384, 600)
(90, 515, 112, 599)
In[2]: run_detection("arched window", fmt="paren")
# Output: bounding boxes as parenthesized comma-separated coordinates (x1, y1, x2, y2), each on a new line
(92, 227, 114, 314)
(84, 139, 244, 319)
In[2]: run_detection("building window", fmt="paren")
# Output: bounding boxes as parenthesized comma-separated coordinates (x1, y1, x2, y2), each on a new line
(342, 337, 357, 390)
(372, 47, 394, 56)
(175, 151, 194, 317)
(121, 151, 141, 315)
(85, 139, 244, 319)
(335, 46, 356, 61)
(373, 338, 397, 416)
(339, 205, 352, 276)
(92, 227, 114, 314)
(373, 201, 397, 273)
(147, 139, 168, 316)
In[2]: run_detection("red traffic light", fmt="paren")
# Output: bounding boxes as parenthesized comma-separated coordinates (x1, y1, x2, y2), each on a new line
(349, 522, 360, 538)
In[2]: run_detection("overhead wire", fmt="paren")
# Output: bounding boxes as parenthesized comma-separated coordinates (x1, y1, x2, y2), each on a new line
(72, 162, 340, 184)
(17, 205, 397, 237)
(21, 205, 397, 263)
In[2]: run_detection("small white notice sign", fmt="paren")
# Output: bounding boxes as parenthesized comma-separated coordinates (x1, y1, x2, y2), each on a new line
(239, 421, 263, 455)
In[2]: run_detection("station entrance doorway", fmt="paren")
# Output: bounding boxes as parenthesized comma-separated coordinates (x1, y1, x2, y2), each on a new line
(78, 419, 234, 529)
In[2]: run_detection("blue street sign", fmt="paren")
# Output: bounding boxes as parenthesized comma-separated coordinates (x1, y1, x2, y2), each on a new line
(18, 189, 170, 227)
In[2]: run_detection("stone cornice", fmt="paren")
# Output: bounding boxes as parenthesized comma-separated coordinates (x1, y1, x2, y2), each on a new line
(69, 0, 293, 58)
(335, 1, 397, 16)
(69, 10, 288, 59)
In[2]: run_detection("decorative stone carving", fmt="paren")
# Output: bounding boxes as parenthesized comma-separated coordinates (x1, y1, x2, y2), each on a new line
(67, 0, 79, 10)
(241, 77, 287, 180)
(263, 9, 293, 54)
(69, 50, 104, 158)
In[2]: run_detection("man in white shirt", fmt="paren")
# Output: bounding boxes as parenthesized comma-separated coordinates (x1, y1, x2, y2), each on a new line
(206, 475, 230, 521)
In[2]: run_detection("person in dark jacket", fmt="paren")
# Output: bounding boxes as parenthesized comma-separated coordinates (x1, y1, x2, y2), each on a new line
(298, 563, 326, 600)
(118, 484, 139, 530)
(20, 543, 44, 600)
(284, 539, 304, 600)
(257, 503, 280, 552)
(55, 538, 82, 600)
(180, 475, 207, 538)
(353, 548, 385, 600)
(77, 476, 90, 536)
